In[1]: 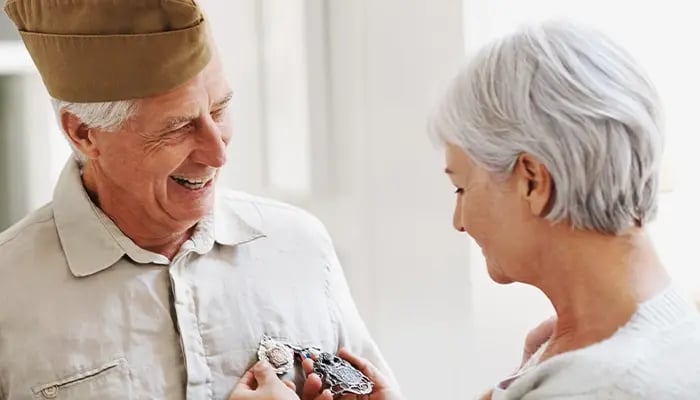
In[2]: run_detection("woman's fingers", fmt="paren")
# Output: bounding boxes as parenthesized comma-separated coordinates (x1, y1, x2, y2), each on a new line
(302, 373, 324, 400)
(302, 357, 315, 376)
(283, 380, 297, 392)
(314, 389, 333, 400)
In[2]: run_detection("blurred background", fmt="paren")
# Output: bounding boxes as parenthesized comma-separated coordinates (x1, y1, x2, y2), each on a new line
(1, 0, 699, 398)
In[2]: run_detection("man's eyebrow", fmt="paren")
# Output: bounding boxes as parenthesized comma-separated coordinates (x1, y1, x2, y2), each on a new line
(212, 92, 233, 110)
(444, 168, 454, 174)
(160, 114, 197, 132)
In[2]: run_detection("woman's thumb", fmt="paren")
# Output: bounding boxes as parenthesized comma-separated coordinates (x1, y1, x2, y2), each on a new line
(252, 361, 277, 385)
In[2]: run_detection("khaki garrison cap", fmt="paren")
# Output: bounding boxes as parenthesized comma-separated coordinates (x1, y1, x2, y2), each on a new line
(3, 0, 212, 102)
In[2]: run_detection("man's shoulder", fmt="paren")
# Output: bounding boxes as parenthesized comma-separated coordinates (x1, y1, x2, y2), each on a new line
(217, 189, 328, 236)
(0, 203, 56, 248)
(0, 203, 59, 268)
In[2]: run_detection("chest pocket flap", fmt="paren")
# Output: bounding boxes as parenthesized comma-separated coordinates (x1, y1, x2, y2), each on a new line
(30, 358, 131, 400)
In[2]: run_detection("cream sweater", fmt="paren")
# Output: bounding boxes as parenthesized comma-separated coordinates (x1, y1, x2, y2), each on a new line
(496, 286, 700, 399)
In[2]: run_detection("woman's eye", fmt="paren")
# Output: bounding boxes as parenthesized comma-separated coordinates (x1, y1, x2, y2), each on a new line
(454, 188, 464, 194)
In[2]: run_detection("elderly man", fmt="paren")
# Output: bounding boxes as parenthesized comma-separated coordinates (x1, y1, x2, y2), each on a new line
(0, 1, 393, 399)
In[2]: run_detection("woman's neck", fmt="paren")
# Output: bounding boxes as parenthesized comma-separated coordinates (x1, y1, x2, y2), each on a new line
(533, 228, 670, 360)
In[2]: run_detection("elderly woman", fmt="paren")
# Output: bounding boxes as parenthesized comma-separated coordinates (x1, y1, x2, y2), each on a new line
(229, 20, 700, 400)
(434, 20, 700, 399)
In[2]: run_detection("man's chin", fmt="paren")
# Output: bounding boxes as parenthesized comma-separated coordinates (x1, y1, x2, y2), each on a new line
(177, 196, 214, 217)
(167, 191, 216, 222)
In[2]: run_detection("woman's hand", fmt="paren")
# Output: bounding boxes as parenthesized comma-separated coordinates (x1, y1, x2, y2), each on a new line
(229, 361, 299, 400)
(300, 348, 404, 400)
(522, 316, 556, 366)
(478, 316, 558, 400)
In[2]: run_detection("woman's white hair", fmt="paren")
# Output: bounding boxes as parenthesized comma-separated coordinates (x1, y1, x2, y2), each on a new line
(429, 20, 664, 235)
(51, 98, 139, 163)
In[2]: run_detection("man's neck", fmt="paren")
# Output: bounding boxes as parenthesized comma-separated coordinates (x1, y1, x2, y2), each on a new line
(81, 164, 194, 260)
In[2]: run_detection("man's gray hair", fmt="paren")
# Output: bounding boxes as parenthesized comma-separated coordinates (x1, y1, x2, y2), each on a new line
(429, 21, 664, 235)
(51, 98, 139, 163)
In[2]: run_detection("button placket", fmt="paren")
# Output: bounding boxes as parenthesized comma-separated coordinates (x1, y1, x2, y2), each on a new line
(169, 253, 212, 399)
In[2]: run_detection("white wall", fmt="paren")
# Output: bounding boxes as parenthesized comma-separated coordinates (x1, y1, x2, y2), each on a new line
(0, 66, 66, 229)
(200, 0, 267, 195)
(321, 1, 474, 398)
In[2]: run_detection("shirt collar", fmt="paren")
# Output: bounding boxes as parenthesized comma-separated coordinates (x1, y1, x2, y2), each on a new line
(53, 159, 265, 277)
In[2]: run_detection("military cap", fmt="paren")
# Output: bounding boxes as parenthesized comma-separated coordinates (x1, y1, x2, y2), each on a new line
(3, 0, 212, 102)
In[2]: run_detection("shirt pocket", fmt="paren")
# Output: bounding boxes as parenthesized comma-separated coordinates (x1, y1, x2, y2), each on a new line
(30, 358, 132, 400)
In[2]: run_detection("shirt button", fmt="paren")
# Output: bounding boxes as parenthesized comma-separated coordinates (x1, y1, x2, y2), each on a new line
(41, 386, 58, 398)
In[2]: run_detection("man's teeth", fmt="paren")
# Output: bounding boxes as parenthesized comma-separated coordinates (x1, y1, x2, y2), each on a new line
(171, 176, 213, 189)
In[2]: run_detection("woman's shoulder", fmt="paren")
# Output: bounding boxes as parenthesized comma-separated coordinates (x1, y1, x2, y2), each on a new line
(506, 325, 700, 399)
(505, 287, 700, 399)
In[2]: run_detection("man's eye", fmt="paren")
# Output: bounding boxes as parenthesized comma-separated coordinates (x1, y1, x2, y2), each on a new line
(171, 122, 194, 133)
(211, 109, 226, 121)
(454, 188, 464, 194)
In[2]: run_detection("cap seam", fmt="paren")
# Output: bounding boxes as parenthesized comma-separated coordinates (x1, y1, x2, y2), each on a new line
(16, 16, 204, 37)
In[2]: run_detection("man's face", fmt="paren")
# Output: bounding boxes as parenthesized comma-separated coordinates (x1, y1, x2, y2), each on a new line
(88, 57, 233, 228)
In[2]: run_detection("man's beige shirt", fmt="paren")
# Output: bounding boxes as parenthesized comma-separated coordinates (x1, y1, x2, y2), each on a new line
(0, 160, 393, 399)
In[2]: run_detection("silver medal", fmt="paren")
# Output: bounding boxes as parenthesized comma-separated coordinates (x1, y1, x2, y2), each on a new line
(312, 352, 374, 397)
(257, 335, 294, 375)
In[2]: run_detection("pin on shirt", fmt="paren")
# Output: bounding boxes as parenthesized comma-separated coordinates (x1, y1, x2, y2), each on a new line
(257, 335, 295, 374)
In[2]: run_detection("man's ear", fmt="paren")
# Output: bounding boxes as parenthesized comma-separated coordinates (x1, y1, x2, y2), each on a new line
(61, 111, 100, 159)
(513, 153, 553, 217)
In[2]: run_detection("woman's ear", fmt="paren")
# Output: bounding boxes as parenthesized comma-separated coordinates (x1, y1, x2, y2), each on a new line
(513, 153, 553, 217)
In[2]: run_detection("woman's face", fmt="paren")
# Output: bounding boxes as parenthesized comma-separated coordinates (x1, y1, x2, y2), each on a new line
(444, 144, 549, 284)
